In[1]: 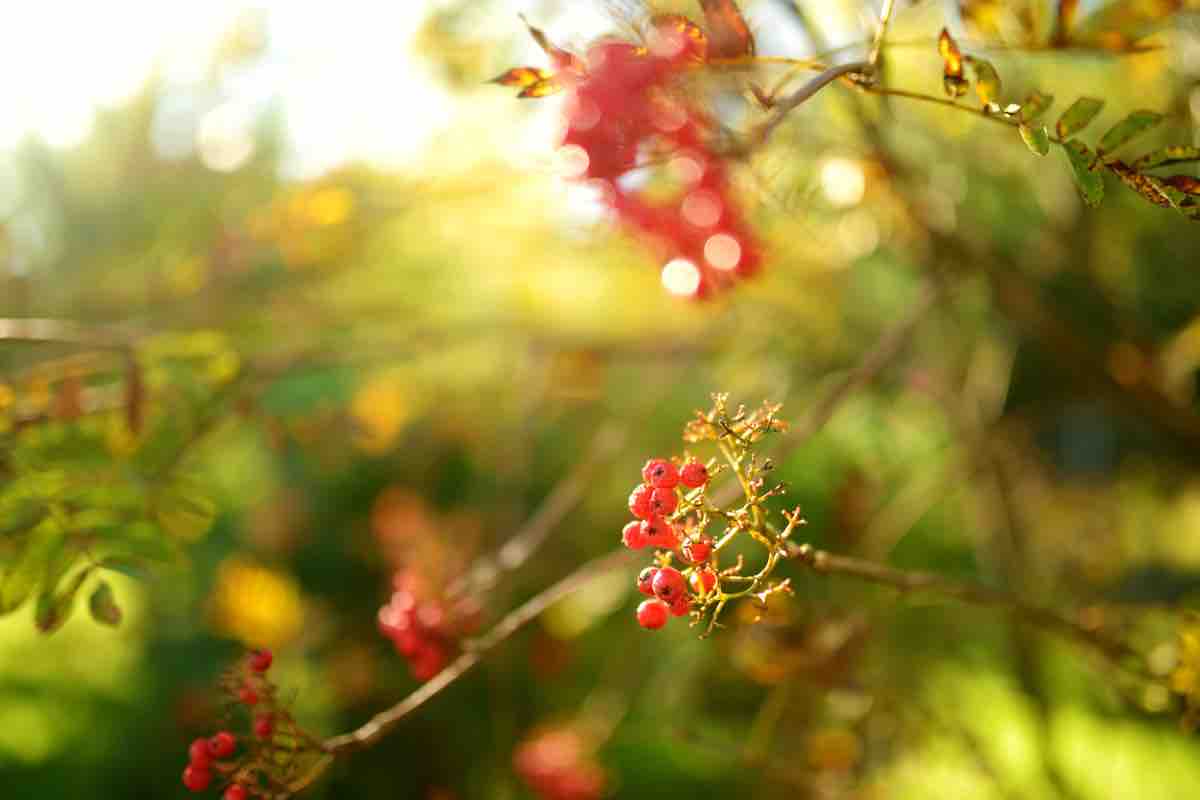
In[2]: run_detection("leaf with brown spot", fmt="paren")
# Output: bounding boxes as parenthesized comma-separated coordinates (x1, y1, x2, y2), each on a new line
(1056, 96, 1104, 139)
(938, 28, 969, 98)
(1105, 160, 1177, 208)
(698, 0, 755, 59)
(966, 56, 1001, 107)
(1060, 140, 1105, 207)
(490, 67, 552, 90)
(1132, 146, 1200, 171)
(1098, 110, 1163, 156)
(1020, 91, 1054, 121)
(519, 15, 584, 73)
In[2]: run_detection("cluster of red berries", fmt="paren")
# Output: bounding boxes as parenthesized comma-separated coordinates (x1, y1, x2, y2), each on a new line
(181, 650, 274, 797)
(558, 25, 761, 298)
(378, 568, 481, 681)
(623, 457, 719, 629)
(513, 727, 607, 800)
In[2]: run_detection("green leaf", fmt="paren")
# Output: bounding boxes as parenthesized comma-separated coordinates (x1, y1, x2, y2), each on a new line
(1098, 110, 1163, 155)
(1060, 140, 1105, 207)
(35, 566, 94, 634)
(0, 519, 66, 614)
(1019, 123, 1051, 156)
(1056, 97, 1105, 139)
(966, 56, 1002, 107)
(1021, 91, 1054, 121)
(89, 581, 122, 627)
(154, 482, 216, 542)
(1132, 146, 1200, 171)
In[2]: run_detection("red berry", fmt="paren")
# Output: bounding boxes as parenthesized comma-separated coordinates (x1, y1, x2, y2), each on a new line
(682, 536, 712, 563)
(622, 520, 648, 550)
(639, 517, 676, 549)
(636, 567, 659, 596)
(238, 686, 259, 706)
(690, 569, 717, 595)
(651, 567, 686, 604)
(669, 595, 690, 617)
(253, 714, 274, 739)
(224, 786, 249, 800)
(680, 460, 709, 488)
(649, 487, 678, 516)
(188, 738, 212, 768)
(642, 458, 680, 488)
(248, 648, 273, 673)
(209, 731, 236, 759)
(410, 642, 448, 681)
(182, 765, 212, 793)
(628, 484, 654, 520)
(636, 599, 669, 629)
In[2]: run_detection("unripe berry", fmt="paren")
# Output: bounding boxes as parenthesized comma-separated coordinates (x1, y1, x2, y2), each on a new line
(248, 648, 273, 673)
(690, 569, 717, 596)
(254, 714, 274, 739)
(188, 738, 212, 768)
(622, 520, 648, 550)
(636, 599, 669, 629)
(682, 536, 712, 564)
(679, 460, 709, 488)
(636, 567, 659, 596)
(651, 567, 686, 604)
(182, 765, 212, 793)
(642, 458, 680, 488)
(628, 484, 654, 520)
(649, 487, 678, 516)
(208, 731, 236, 759)
(238, 686, 259, 706)
(224, 786, 249, 800)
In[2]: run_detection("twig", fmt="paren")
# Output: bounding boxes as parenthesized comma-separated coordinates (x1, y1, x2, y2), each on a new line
(318, 549, 635, 757)
(868, 0, 898, 68)
(0, 317, 131, 350)
(447, 423, 627, 600)
(788, 544, 1145, 670)
(755, 61, 871, 146)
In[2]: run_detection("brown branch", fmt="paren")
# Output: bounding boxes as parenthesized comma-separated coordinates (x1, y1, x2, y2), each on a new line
(0, 317, 131, 350)
(788, 543, 1145, 670)
(754, 61, 871, 146)
(317, 548, 635, 757)
(447, 423, 627, 600)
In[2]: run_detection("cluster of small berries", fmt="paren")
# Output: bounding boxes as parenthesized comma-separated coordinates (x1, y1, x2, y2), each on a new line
(559, 24, 761, 298)
(623, 457, 719, 629)
(181, 650, 274, 797)
(378, 568, 482, 681)
(513, 727, 607, 800)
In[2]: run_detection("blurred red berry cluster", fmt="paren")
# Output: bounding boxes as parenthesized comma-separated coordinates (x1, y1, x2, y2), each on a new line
(623, 456, 718, 628)
(558, 25, 762, 298)
(513, 727, 607, 800)
(181, 650, 297, 798)
(378, 568, 482, 681)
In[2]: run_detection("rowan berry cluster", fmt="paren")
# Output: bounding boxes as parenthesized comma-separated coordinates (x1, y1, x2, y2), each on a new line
(378, 568, 482, 681)
(559, 25, 762, 298)
(625, 395, 801, 635)
(181, 649, 317, 797)
(513, 726, 607, 800)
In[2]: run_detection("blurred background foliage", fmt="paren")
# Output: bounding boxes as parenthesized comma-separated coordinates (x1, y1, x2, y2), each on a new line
(4, 0, 1200, 798)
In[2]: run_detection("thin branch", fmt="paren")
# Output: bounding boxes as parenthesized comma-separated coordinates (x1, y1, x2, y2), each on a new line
(754, 61, 871, 146)
(868, 0, 898, 68)
(0, 317, 131, 350)
(319, 548, 635, 757)
(447, 423, 627, 600)
(788, 543, 1146, 670)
